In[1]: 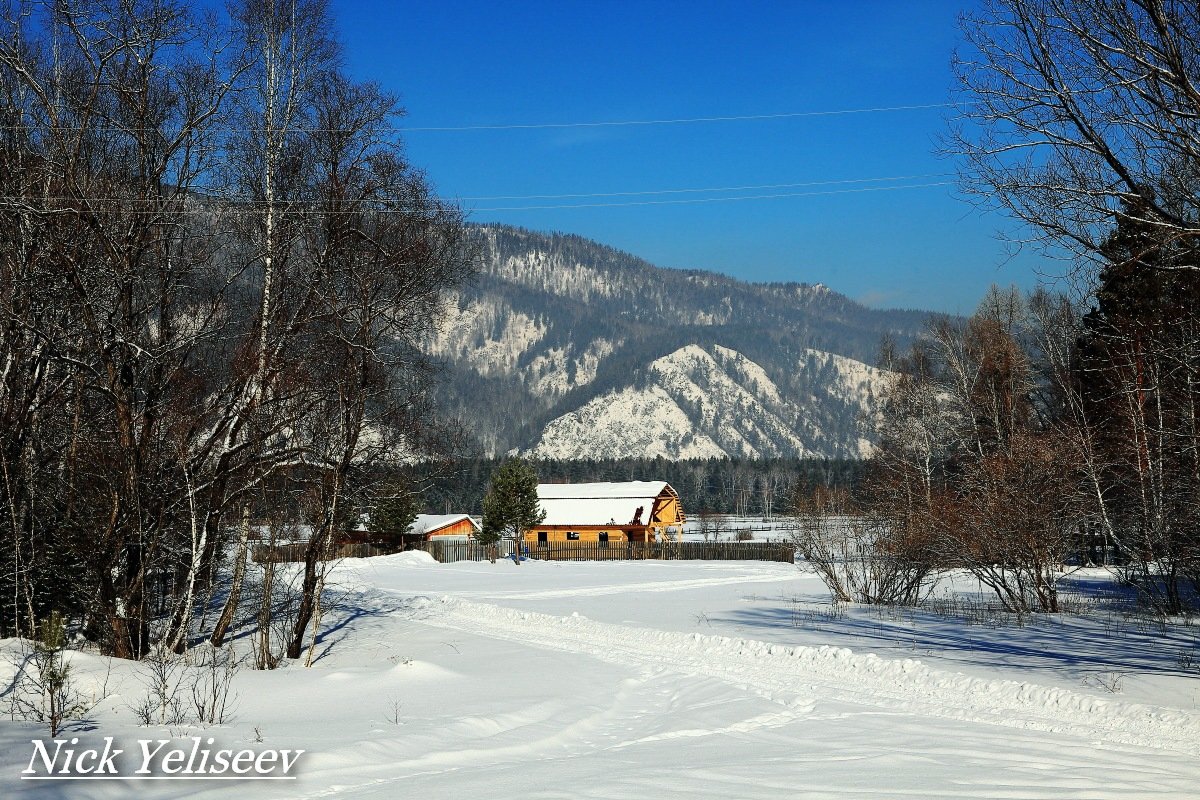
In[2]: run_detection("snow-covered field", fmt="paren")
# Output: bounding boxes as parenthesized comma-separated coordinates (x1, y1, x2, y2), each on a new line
(3, 555, 1199, 798)
(681, 515, 797, 540)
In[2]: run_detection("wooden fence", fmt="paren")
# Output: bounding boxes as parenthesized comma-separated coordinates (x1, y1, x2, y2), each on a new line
(255, 539, 795, 565)
(420, 540, 513, 564)
(252, 542, 388, 563)
(421, 539, 794, 564)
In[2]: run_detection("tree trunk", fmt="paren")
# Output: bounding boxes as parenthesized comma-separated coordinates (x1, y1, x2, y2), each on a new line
(211, 502, 252, 647)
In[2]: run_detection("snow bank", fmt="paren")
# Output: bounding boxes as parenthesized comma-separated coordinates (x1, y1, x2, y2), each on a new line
(385, 550, 439, 567)
(412, 597, 1200, 755)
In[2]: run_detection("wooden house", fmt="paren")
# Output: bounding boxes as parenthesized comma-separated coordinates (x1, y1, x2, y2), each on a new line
(410, 514, 481, 543)
(529, 481, 685, 546)
(343, 513, 480, 549)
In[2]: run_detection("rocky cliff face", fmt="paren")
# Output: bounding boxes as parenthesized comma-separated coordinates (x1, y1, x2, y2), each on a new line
(429, 225, 926, 458)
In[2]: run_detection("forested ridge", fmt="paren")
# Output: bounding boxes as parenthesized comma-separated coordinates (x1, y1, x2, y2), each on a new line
(410, 457, 863, 518)
(430, 224, 933, 456)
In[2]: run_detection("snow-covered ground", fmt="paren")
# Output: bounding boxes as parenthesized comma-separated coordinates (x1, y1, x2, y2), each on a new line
(3, 556, 1199, 798)
(681, 514, 798, 540)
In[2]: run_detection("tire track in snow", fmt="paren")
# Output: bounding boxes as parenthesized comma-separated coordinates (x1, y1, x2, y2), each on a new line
(288, 663, 813, 799)
(454, 572, 795, 600)
(408, 595, 1200, 755)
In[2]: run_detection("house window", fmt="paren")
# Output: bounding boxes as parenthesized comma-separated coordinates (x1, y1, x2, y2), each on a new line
(598, 531, 609, 548)
(566, 531, 580, 541)
(537, 532, 548, 546)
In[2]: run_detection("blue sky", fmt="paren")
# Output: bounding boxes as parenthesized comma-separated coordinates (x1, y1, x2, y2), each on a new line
(331, 0, 1040, 313)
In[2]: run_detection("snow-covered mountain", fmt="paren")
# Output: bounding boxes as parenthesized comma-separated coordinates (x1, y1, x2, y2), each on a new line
(528, 344, 889, 459)
(429, 225, 929, 459)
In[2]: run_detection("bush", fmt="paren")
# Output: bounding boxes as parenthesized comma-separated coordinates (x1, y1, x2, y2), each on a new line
(793, 490, 936, 606)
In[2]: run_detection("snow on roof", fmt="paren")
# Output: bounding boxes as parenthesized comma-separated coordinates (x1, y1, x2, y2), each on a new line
(536, 482, 673, 527)
(408, 514, 479, 536)
(537, 481, 669, 500)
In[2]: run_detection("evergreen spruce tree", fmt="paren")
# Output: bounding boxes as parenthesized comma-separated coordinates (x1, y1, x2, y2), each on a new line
(480, 459, 545, 565)
(371, 488, 421, 551)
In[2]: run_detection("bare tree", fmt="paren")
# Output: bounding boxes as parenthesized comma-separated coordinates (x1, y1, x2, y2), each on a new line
(865, 290, 1089, 612)
(0, 0, 472, 662)
(951, 1, 1200, 611)
(281, 68, 471, 660)
(192, 0, 340, 653)
(0, 0, 251, 657)
(950, 0, 1200, 272)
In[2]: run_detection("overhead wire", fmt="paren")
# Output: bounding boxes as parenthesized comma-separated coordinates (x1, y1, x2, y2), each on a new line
(469, 181, 956, 212)
(0, 101, 954, 133)
(0, 179, 956, 214)
(459, 173, 955, 201)
(0, 103, 958, 211)
(400, 103, 955, 131)
(6, 174, 957, 206)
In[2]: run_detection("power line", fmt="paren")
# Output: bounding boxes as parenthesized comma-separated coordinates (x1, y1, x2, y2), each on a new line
(0, 174, 960, 207)
(0, 102, 955, 133)
(460, 173, 955, 201)
(0, 181, 955, 214)
(402, 103, 955, 131)
(471, 182, 955, 212)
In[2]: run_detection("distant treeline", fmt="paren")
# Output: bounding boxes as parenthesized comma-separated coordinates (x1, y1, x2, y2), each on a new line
(410, 457, 864, 517)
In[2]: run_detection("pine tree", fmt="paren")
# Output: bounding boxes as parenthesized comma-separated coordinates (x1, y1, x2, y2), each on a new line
(480, 459, 545, 565)
(371, 488, 421, 551)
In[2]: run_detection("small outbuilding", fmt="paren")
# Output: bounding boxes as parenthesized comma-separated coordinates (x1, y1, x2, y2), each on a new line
(340, 512, 480, 550)
(409, 514, 481, 542)
(530, 481, 684, 546)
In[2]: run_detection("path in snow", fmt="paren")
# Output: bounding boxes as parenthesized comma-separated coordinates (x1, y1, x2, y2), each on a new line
(405, 594, 1200, 755)
(446, 572, 796, 600)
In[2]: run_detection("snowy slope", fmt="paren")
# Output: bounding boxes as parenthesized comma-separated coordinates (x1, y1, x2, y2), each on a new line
(528, 384, 727, 460)
(416, 596, 1200, 753)
(428, 293, 546, 378)
(527, 343, 891, 459)
(5, 558, 1195, 799)
(427, 224, 929, 458)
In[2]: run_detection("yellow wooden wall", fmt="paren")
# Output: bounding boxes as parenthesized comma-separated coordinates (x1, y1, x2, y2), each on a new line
(524, 526, 644, 543)
(427, 518, 479, 538)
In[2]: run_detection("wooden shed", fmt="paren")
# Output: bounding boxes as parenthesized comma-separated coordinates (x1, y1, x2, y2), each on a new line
(341, 512, 480, 550)
(411, 514, 481, 542)
(529, 481, 685, 546)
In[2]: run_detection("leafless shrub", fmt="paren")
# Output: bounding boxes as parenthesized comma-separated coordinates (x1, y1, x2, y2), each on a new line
(1082, 671, 1125, 694)
(1176, 645, 1200, 673)
(131, 648, 190, 727)
(922, 596, 1018, 629)
(793, 489, 936, 606)
(696, 510, 720, 543)
(190, 644, 239, 725)
(790, 600, 847, 629)
(386, 698, 404, 726)
(131, 643, 240, 728)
